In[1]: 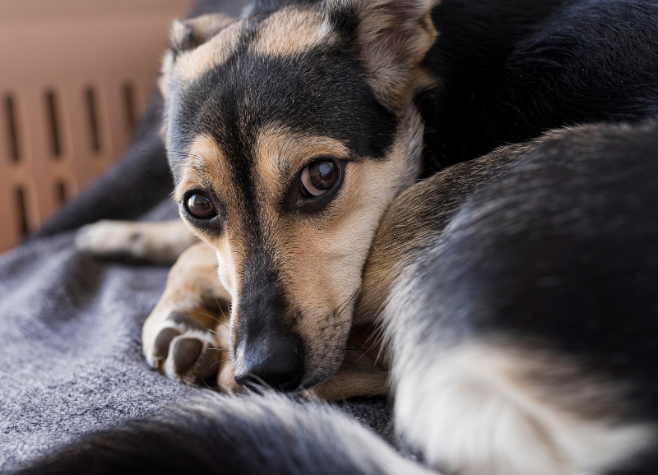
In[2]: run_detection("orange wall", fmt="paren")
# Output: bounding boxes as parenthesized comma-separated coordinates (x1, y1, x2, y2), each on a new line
(0, 0, 194, 253)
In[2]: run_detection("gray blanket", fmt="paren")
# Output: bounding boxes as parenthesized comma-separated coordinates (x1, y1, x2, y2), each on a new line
(0, 0, 391, 469)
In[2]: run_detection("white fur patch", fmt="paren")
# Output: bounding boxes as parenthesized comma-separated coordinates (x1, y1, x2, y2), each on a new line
(75, 219, 196, 264)
(393, 342, 654, 475)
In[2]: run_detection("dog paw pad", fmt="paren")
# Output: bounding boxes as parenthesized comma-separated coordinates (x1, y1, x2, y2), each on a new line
(173, 337, 203, 373)
(195, 348, 220, 380)
(154, 327, 182, 359)
(149, 312, 223, 385)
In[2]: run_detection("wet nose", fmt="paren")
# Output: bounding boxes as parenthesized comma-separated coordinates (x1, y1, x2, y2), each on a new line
(234, 333, 305, 392)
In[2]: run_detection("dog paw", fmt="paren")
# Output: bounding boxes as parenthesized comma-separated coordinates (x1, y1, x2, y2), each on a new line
(148, 312, 221, 385)
(76, 220, 151, 262)
(76, 220, 195, 264)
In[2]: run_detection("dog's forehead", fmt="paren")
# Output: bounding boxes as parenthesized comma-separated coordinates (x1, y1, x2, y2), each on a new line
(170, 6, 332, 85)
(165, 7, 397, 183)
(251, 5, 334, 57)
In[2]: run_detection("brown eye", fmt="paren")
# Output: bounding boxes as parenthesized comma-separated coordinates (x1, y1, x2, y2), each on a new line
(185, 193, 216, 219)
(300, 160, 339, 198)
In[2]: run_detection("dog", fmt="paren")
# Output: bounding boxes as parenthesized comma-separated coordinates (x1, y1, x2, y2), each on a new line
(20, 122, 658, 475)
(27, 0, 658, 473)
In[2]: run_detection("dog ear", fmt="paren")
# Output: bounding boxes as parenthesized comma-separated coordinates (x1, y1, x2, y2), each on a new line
(328, 0, 439, 109)
(168, 14, 238, 57)
(159, 14, 237, 99)
(158, 14, 237, 143)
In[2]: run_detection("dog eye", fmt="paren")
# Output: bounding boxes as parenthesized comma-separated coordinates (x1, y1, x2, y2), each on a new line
(185, 193, 216, 219)
(300, 160, 339, 198)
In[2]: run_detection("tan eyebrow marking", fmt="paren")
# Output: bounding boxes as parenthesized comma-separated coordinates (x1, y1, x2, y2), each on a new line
(250, 7, 336, 58)
(173, 133, 231, 202)
(253, 124, 351, 201)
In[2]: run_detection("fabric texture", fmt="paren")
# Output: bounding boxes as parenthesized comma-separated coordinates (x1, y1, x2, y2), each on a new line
(0, 0, 392, 469)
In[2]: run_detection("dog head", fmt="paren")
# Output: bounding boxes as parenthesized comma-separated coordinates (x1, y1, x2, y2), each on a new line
(160, 0, 438, 391)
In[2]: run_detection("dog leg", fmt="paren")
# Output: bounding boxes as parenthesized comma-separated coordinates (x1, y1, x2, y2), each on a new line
(142, 241, 238, 391)
(76, 219, 197, 265)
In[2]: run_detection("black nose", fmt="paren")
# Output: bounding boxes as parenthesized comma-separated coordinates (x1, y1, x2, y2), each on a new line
(234, 333, 305, 392)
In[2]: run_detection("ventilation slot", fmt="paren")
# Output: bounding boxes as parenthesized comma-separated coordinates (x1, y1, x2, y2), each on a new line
(4, 94, 21, 162)
(122, 82, 137, 133)
(55, 180, 68, 205)
(84, 86, 101, 154)
(14, 187, 29, 237)
(45, 89, 63, 158)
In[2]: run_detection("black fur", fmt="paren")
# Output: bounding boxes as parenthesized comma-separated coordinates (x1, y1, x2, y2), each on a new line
(9, 394, 416, 475)
(443, 123, 658, 420)
(382, 120, 658, 475)
(167, 37, 397, 183)
(423, 0, 658, 168)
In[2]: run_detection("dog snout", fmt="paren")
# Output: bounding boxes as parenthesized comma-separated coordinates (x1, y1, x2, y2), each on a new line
(234, 331, 305, 392)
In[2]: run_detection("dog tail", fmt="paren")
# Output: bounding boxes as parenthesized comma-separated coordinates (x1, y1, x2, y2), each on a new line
(10, 393, 436, 475)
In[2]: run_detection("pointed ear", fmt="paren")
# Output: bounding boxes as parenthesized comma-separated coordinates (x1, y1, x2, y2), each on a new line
(158, 14, 237, 143)
(168, 14, 238, 57)
(328, 0, 439, 109)
(159, 14, 237, 99)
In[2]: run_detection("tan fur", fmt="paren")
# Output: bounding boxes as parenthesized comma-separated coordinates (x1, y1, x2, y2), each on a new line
(277, 151, 411, 374)
(142, 243, 233, 384)
(250, 126, 371, 374)
(159, 14, 240, 99)
(254, 125, 352, 187)
(160, 6, 333, 100)
(310, 373, 389, 401)
(308, 324, 389, 400)
(139, 241, 388, 399)
(328, 0, 440, 109)
(167, 103, 422, 384)
(170, 135, 247, 303)
(250, 6, 336, 57)
(254, 107, 423, 337)
(171, 14, 238, 48)
(356, 144, 526, 325)
(172, 134, 233, 203)
(171, 23, 242, 83)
